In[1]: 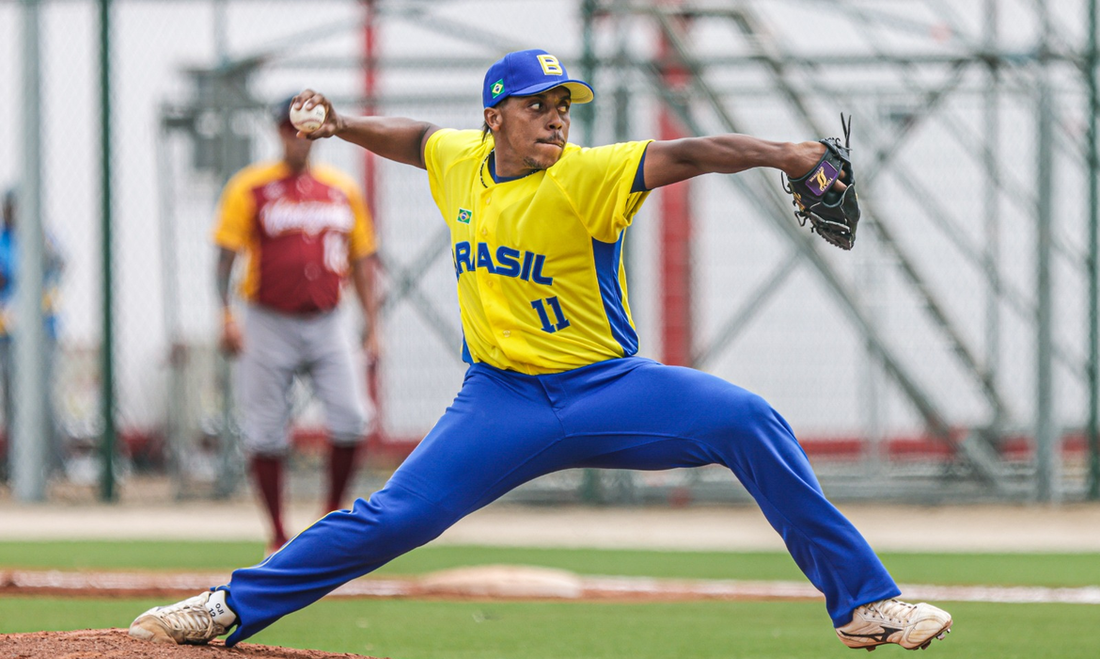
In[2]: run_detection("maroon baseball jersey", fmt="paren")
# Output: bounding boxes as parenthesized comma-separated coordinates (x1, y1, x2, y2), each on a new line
(213, 161, 376, 314)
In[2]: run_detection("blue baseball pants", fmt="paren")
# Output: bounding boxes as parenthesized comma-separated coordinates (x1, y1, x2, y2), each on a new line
(223, 356, 899, 645)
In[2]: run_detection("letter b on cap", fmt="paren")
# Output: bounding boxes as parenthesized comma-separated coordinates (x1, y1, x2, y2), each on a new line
(537, 54, 563, 76)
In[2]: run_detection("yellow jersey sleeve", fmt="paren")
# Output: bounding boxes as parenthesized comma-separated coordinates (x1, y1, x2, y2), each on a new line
(547, 139, 653, 243)
(313, 165, 377, 261)
(425, 128, 488, 213)
(346, 185, 376, 261)
(212, 167, 261, 251)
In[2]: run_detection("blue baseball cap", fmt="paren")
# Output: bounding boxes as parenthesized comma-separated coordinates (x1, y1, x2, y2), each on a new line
(483, 49, 594, 108)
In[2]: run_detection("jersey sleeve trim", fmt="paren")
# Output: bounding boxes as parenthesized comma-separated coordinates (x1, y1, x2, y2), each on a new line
(616, 140, 654, 229)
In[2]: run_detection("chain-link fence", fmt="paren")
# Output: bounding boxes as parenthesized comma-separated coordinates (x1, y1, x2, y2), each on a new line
(2, 0, 1098, 506)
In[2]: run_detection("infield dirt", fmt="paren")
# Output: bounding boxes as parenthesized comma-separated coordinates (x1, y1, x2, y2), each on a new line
(0, 629, 379, 659)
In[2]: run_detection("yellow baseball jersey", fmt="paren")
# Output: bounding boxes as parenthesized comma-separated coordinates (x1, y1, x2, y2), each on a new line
(425, 129, 652, 374)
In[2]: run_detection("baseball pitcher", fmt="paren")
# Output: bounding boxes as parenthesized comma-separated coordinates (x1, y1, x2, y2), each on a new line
(131, 49, 950, 653)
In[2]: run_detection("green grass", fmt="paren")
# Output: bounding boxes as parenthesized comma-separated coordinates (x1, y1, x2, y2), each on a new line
(2, 542, 1098, 658)
(0, 540, 266, 571)
(1, 541, 1099, 588)
(0, 596, 1095, 658)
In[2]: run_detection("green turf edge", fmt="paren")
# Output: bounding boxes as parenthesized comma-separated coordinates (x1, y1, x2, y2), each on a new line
(1, 541, 1098, 588)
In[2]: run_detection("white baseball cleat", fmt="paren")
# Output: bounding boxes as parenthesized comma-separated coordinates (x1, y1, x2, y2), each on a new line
(836, 599, 952, 651)
(128, 590, 237, 645)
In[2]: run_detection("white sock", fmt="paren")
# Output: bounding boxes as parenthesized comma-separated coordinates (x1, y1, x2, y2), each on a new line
(205, 590, 238, 627)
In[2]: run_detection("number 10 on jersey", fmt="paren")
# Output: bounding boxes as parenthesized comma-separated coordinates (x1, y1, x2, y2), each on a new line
(531, 296, 570, 333)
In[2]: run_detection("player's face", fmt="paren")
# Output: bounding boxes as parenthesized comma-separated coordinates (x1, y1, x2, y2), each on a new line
(490, 87, 572, 175)
(279, 122, 313, 171)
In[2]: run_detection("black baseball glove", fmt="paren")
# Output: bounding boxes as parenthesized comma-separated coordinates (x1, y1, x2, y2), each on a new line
(782, 114, 860, 250)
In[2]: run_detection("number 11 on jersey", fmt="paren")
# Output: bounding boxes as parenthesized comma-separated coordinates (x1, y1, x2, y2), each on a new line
(531, 296, 570, 333)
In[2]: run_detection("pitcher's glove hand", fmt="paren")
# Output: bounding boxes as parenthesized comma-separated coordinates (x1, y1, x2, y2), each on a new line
(782, 114, 860, 250)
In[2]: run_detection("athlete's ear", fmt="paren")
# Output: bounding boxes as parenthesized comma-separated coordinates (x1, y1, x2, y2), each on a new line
(484, 106, 503, 133)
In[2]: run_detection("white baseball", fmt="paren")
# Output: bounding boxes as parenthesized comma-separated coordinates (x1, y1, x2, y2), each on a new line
(289, 103, 327, 133)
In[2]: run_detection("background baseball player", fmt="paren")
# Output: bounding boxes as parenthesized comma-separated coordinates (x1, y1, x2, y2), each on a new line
(213, 96, 380, 554)
(131, 50, 951, 652)
(0, 187, 67, 482)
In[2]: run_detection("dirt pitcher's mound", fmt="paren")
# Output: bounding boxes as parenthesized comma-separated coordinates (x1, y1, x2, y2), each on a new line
(0, 628, 382, 659)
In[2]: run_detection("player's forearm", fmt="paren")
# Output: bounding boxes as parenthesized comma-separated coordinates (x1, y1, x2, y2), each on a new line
(691, 135, 822, 176)
(335, 116, 437, 169)
(645, 135, 824, 189)
(215, 247, 236, 310)
(215, 247, 243, 353)
(352, 255, 380, 333)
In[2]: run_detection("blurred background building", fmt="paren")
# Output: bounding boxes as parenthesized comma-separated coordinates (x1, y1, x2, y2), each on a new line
(1, 0, 1098, 505)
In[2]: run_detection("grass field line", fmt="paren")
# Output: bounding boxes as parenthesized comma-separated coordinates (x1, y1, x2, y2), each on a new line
(6, 502, 1100, 552)
(4, 568, 1099, 605)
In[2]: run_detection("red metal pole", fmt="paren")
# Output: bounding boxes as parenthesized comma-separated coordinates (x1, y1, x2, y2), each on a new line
(658, 11, 693, 367)
(361, 0, 379, 219)
(360, 0, 384, 444)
